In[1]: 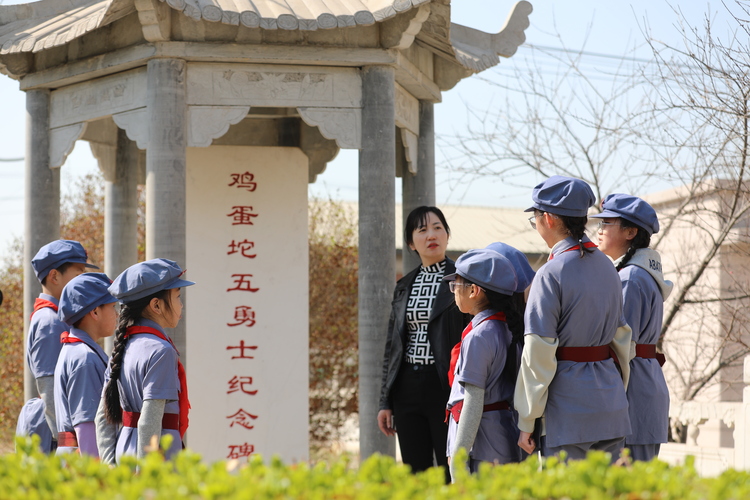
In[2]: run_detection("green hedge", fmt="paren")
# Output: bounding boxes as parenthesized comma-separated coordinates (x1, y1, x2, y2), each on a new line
(3, 437, 750, 499)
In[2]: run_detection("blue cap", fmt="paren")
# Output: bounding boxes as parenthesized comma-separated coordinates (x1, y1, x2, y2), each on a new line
(485, 242, 535, 292)
(32, 240, 99, 282)
(58, 273, 117, 326)
(589, 193, 659, 235)
(109, 258, 195, 304)
(444, 249, 517, 296)
(524, 175, 596, 218)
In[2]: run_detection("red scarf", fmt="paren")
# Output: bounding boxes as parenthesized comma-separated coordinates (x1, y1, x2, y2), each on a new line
(31, 298, 58, 319)
(123, 325, 190, 438)
(60, 331, 83, 344)
(447, 312, 506, 387)
(550, 241, 597, 260)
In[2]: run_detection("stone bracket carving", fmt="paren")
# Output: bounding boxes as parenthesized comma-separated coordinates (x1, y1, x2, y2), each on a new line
(188, 106, 250, 147)
(49, 122, 87, 169)
(135, 0, 171, 42)
(381, 4, 430, 50)
(300, 122, 340, 184)
(400, 128, 418, 175)
(112, 108, 149, 150)
(90, 142, 117, 182)
(395, 84, 419, 135)
(298, 107, 361, 150)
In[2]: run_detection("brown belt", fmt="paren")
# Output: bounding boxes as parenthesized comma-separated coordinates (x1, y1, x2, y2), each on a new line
(58, 431, 78, 447)
(445, 400, 510, 424)
(635, 343, 666, 367)
(122, 410, 180, 430)
(556, 345, 612, 362)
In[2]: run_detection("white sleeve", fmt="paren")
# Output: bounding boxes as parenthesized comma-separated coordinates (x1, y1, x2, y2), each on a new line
(137, 399, 166, 460)
(449, 383, 484, 483)
(513, 334, 558, 433)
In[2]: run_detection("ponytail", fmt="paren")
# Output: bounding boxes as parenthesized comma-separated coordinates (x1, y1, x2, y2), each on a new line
(616, 219, 651, 271)
(103, 290, 170, 425)
(482, 289, 525, 385)
(560, 215, 594, 258)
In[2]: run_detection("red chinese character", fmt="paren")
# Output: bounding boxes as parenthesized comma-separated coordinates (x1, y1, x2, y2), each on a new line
(227, 340, 258, 359)
(228, 172, 257, 192)
(227, 443, 255, 459)
(228, 239, 256, 259)
(227, 409, 258, 430)
(227, 206, 259, 225)
(227, 274, 259, 292)
(228, 306, 256, 327)
(227, 375, 258, 395)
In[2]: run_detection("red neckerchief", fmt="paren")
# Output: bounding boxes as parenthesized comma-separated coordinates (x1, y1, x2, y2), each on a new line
(549, 241, 598, 260)
(31, 298, 58, 320)
(60, 331, 83, 344)
(447, 312, 506, 387)
(124, 325, 190, 438)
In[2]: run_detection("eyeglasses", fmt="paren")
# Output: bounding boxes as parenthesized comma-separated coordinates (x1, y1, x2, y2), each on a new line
(449, 281, 473, 293)
(528, 213, 544, 230)
(597, 221, 621, 231)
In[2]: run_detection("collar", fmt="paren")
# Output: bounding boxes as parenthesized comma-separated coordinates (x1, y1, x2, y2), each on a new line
(39, 293, 59, 305)
(420, 259, 447, 274)
(471, 308, 498, 326)
(134, 317, 168, 336)
(549, 236, 581, 260)
(67, 326, 109, 364)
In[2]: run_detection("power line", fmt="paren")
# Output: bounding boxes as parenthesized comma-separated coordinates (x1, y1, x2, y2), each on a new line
(0, 157, 23, 162)
(525, 43, 655, 64)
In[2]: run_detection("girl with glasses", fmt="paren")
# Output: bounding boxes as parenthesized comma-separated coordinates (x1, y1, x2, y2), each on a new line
(514, 176, 632, 461)
(591, 194, 673, 461)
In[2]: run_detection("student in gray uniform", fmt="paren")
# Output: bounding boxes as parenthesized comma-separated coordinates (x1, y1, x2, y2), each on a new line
(514, 175, 632, 461)
(444, 248, 523, 481)
(96, 259, 195, 464)
(591, 194, 673, 461)
(19, 240, 98, 451)
(55, 273, 117, 456)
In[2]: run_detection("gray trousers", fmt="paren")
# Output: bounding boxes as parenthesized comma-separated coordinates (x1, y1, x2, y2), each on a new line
(541, 436, 625, 463)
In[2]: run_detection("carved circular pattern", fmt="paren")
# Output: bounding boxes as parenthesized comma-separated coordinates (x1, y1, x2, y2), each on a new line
(317, 13, 337, 30)
(277, 14, 299, 31)
(240, 10, 261, 28)
(353, 11, 376, 26)
(202, 5, 223, 23)
(394, 0, 413, 12)
(166, 0, 186, 11)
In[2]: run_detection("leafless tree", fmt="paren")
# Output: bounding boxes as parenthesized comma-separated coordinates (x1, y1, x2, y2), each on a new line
(445, 2, 750, 405)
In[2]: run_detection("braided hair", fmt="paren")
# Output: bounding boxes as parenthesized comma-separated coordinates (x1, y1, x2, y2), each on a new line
(615, 219, 651, 271)
(103, 289, 171, 425)
(560, 215, 594, 258)
(478, 287, 526, 385)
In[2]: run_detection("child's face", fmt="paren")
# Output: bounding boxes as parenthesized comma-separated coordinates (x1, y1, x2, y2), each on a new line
(453, 277, 473, 314)
(164, 288, 184, 329)
(98, 302, 118, 338)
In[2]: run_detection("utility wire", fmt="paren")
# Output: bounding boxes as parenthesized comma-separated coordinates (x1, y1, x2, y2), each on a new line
(0, 157, 23, 162)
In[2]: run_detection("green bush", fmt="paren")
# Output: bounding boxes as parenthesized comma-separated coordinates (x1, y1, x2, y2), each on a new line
(4, 437, 750, 499)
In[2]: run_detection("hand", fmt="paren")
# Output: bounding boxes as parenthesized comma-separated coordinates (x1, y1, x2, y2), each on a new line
(377, 409, 396, 436)
(518, 431, 536, 454)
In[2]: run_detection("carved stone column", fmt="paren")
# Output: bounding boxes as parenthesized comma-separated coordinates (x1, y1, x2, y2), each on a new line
(358, 65, 397, 459)
(146, 58, 188, 358)
(402, 101, 436, 274)
(104, 128, 140, 353)
(24, 89, 59, 400)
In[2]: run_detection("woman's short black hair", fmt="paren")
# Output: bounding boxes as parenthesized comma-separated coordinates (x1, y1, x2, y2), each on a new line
(404, 206, 450, 251)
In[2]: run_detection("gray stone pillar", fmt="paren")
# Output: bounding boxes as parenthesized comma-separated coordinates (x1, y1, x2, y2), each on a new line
(358, 65, 397, 460)
(24, 89, 59, 400)
(104, 128, 140, 353)
(401, 101, 436, 274)
(145, 58, 188, 358)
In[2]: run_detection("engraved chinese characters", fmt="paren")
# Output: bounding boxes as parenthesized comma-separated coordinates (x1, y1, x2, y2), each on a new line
(186, 145, 309, 464)
(225, 170, 260, 459)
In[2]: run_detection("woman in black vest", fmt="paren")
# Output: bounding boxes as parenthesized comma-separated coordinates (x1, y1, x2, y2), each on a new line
(377, 206, 470, 479)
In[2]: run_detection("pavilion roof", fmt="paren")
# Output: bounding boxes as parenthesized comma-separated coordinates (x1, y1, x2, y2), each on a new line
(0, 0, 531, 78)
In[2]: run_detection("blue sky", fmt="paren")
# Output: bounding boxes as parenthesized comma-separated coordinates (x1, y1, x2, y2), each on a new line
(0, 0, 736, 262)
